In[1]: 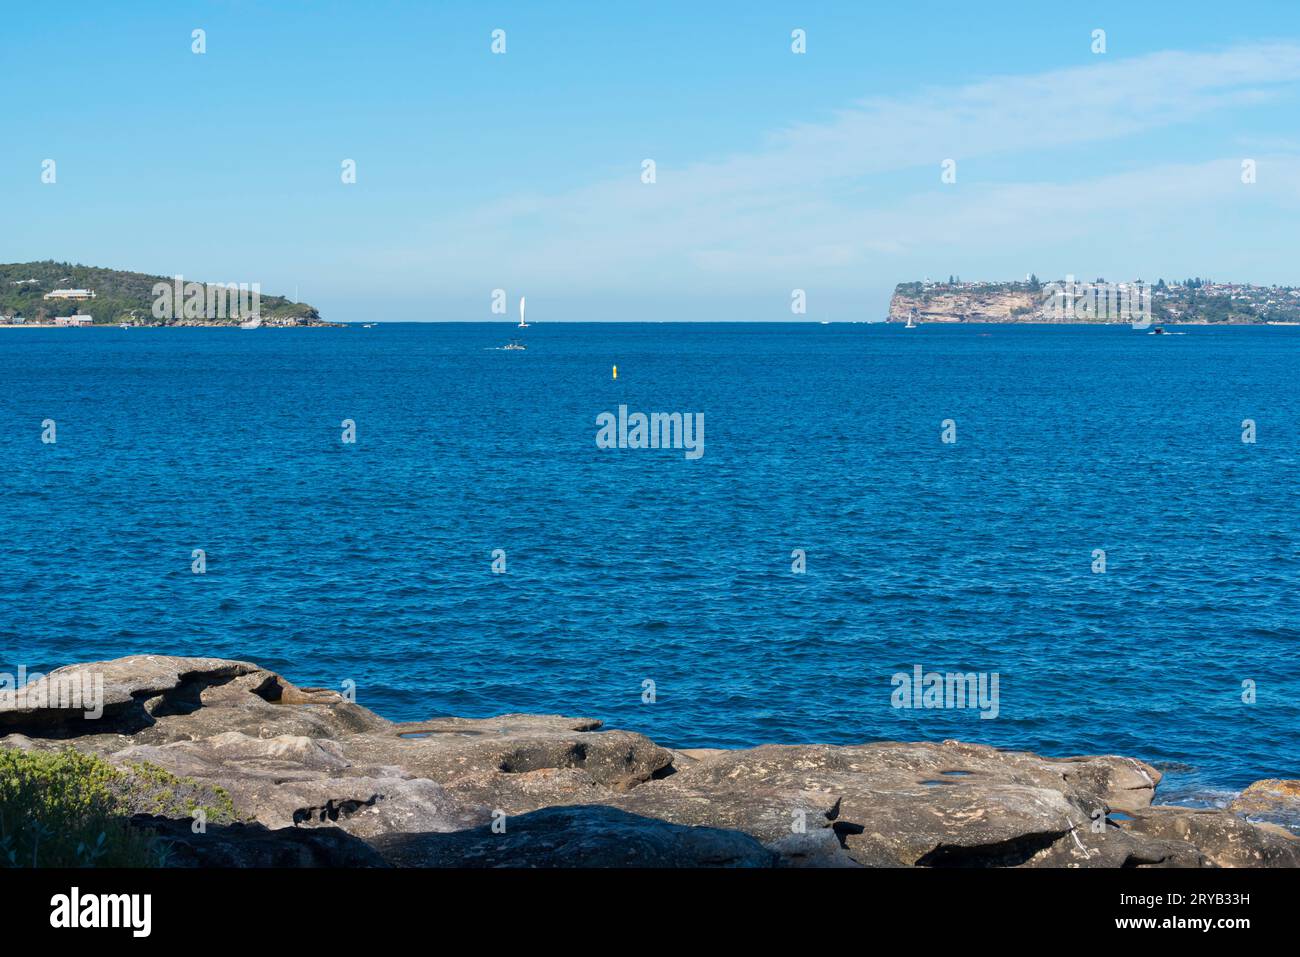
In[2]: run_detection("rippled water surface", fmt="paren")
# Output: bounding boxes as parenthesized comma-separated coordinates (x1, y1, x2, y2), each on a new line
(2, 322, 1297, 800)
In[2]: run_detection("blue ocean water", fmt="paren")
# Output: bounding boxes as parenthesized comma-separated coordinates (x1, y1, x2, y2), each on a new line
(2, 322, 1298, 803)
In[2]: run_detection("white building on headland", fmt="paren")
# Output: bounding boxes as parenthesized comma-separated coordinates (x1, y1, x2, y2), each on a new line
(54, 314, 93, 326)
(44, 289, 96, 300)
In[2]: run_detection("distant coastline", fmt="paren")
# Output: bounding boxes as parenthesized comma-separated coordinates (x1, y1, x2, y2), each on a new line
(891, 277, 1300, 325)
(7, 260, 1300, 327)
(1, 260, 337, 327)
(0, 321, 342, 329)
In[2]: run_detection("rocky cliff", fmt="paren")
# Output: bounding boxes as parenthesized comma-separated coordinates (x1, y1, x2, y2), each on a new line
(2, 656, 1296, 868)
(888, 287, 1040, 323)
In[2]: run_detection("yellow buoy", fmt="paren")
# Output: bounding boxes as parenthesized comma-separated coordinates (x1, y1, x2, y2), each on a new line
(612, 364, 618, 380)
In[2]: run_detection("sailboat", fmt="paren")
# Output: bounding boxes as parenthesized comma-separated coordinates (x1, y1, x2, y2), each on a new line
(518, 296, 528, 328)
(905, 310, 917, 329)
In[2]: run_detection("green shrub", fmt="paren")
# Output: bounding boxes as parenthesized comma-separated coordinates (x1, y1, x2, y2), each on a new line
(0, 749, 165, 867)
(113, 761, 237, 823)
(0, 749, 237, 868)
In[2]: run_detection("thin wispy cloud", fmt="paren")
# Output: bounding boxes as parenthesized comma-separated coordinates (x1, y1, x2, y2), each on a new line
(390, 42, 1300, 305)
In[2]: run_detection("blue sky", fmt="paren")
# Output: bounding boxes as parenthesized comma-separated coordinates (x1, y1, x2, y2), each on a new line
(4, 1, 1299, 321)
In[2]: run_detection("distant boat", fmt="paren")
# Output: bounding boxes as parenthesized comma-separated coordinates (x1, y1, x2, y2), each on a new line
(362, 323, 377, 328)
(1150, 325, 1165, 336)
(502, 339, 526, 351)
(239, 316, 263, 330)
(905, 311, 917, 329)
(518, 296, 528, 328)
(119, 323, 130, 330)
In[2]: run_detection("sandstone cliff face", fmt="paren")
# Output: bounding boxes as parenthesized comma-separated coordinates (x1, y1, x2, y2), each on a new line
(2, 656, 1296, 868)
(888, 289, 1040, 323)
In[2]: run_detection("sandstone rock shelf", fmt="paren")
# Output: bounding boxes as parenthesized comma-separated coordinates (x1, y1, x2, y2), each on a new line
(2, 656, 1295, 868)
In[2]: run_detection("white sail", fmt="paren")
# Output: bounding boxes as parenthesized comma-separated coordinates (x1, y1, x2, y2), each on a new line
(519, 296, 527, 327)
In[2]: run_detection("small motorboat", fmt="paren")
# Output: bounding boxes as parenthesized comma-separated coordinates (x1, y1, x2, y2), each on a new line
(1149, 325, 1165, 335)
(502, 339, 526, 351)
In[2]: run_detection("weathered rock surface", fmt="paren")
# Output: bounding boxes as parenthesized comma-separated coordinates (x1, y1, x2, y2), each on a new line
(1119, 806, 1300, 867)
(1229, 779, 1300, 831)
(131, 815, 388, 867)
(371, 805, 776, 868)
(611, 741, 1163, 867)
(1, 656, 1294, 868)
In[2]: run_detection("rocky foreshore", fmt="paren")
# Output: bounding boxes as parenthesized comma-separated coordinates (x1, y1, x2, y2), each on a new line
(2, 656, 1296, 868)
